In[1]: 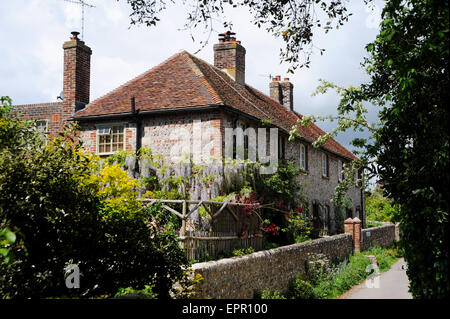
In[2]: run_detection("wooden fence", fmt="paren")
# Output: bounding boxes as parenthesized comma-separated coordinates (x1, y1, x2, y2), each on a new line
(140, 199, 264, 260)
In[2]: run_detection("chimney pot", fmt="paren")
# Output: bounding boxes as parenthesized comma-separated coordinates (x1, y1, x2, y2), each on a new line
(71, 31, 80, 39)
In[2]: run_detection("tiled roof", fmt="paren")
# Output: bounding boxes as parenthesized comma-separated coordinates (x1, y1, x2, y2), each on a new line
(73, 51, 357, 160)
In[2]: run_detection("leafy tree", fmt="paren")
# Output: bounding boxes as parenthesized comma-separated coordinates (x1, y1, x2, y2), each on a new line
(120, 0, 353, 70)
(365, 185, 400, 222)
(291, 0, 449, 298)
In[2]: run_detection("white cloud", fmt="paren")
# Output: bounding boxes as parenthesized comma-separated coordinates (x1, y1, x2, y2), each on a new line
(91, 55, 148, 101)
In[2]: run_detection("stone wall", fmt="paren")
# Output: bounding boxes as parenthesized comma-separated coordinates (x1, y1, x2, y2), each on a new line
(361, 224, 396, 251)
(191, 233, 353, 299)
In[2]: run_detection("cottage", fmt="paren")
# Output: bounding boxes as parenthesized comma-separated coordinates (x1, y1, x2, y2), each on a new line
(13, 31, 365, 233)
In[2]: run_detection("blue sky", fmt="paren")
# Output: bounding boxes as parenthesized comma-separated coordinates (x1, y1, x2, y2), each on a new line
(0, 0, 383, 151)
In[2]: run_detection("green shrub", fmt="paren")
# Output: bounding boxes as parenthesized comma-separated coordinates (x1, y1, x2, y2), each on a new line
(115, 285, 158, 299)
(286, 274, 316, 299)
(365, 187, 400, 222)
(0, 100, 188, 298)
(232, 247, 255, 257)
(305, 253, 331, 286)
(365, 246, 399, 273)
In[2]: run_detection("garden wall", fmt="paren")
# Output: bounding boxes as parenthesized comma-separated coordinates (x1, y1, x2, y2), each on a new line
(191, 222, 399, 299)
(361, 224, 396, 251)
(191, 233, 353, 299)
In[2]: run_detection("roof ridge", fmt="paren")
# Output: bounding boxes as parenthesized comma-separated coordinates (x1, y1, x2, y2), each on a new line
(13, 102, 63, 107)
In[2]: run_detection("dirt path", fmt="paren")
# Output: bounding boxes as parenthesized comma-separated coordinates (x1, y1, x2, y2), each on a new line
(339, 258, 412, 299)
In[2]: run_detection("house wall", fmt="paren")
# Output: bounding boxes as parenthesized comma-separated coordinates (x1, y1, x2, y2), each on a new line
(285, 139, 362, 234)
(12, 103, 64, 138)
(77, 109, 363, 232)
(78, 110, 223, 162)
(141, 110, 222, 161)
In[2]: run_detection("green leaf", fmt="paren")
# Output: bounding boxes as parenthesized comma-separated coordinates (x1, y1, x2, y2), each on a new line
(0, 248, 9, 257)
(5, 230, 16, 244)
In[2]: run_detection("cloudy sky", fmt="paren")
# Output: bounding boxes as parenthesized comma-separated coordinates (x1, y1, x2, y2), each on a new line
(0, 0, 383, 151)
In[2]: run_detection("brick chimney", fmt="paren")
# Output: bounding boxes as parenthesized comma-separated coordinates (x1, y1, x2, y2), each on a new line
(269, 76, 294, 111)
(213, 31, 246, 86)
(62, 31, 92, 116)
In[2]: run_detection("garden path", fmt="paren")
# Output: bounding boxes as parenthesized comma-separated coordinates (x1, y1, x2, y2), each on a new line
(339, 258, 412, 299)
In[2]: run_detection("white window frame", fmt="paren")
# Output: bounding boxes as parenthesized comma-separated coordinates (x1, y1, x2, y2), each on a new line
(338, 160, 343, 182)
(300, 144, 306, 170)
(96, 123, 125, 155)
(322, 153, 328, 177)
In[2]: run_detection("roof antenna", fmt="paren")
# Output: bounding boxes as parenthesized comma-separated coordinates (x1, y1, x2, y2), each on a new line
(60, 0, 95, 40)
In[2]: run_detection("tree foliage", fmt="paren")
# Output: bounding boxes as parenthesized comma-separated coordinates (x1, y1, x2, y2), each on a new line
(365, 185, 399, 222)
(291, 0, 449, 298)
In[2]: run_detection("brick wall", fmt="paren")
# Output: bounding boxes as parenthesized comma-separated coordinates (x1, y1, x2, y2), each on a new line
(62, 32, 92, 116)
(191, 233, 353, 299)
(213, 40, 246, 86)
(12, 102, 63, 138)
(141, 111, 222, 161)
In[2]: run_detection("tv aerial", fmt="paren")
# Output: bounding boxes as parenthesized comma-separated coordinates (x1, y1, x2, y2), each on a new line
(61, 0, 95, 40)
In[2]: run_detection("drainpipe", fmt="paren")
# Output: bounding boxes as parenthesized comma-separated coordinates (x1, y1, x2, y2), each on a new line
(131, 97, 142, 177)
